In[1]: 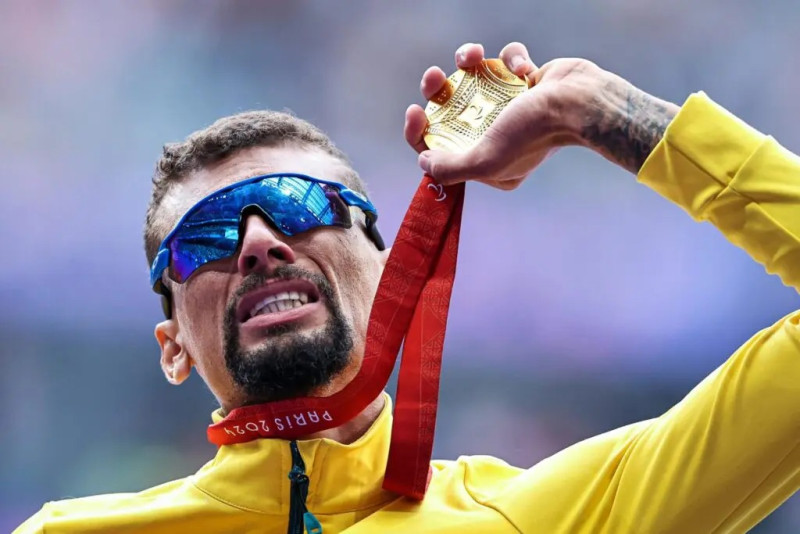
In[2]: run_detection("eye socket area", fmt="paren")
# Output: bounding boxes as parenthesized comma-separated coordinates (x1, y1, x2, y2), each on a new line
(149, 172, 385, 318)
(168, 196, 349, 285)
(164, 217, 236, 282)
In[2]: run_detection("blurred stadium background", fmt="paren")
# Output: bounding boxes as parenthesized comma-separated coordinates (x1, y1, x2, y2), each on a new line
(3, 1, 800, 531)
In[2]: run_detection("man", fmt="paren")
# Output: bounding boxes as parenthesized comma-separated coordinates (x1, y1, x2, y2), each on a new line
(16, 41, 800, 533)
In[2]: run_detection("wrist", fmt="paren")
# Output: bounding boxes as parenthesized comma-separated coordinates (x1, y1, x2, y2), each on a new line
(575, 74, 680, 173)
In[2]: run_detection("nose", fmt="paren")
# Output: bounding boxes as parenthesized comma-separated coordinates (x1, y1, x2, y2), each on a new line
(237, 213, 296, 276)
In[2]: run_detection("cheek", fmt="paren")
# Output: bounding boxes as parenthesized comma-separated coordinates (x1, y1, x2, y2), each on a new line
(330, 237, 383, 331)
(174, 276, 231, 358)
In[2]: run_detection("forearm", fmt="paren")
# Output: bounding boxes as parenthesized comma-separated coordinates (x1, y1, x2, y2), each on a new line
(577, 73, 680, 174)
(568, 64, 800, 289)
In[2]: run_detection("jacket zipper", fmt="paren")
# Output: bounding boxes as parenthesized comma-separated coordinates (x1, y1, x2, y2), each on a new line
(287, 440, 323, 534)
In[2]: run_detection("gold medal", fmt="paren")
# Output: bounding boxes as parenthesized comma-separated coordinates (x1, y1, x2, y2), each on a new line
(423, 59, 529, 153)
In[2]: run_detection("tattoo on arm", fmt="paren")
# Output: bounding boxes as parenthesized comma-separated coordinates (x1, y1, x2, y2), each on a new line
(580, 82, 680, 174)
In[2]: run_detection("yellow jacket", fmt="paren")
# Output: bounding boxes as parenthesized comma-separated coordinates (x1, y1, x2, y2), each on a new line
(16, 93, 800, 533)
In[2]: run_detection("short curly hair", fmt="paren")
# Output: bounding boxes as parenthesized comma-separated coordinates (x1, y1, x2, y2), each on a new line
(144, 110, 367, 267)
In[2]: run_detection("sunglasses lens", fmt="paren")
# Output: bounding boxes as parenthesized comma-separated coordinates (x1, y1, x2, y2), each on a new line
(260, 177, 352, 235)
(167, 176, 353, 282)
(170, 224, 238, 283)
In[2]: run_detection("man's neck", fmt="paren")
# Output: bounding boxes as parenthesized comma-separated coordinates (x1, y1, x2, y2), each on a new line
(219, 392, 387, 445)
(301, 393, 386, 444)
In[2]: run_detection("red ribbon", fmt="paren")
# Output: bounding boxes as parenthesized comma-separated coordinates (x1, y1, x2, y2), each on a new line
(207, 175, 464, 500)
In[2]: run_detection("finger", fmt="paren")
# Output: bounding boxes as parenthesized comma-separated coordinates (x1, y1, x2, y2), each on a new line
(499, 42, 538, 84)
(404, 104, 429, 153)
(455, 42, 485, 69)
(420, 66, 447, 101)
(418, 144, 495, 185)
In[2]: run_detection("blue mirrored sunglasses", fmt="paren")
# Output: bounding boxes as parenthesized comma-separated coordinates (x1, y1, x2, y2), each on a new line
(150, 173, 384, 317)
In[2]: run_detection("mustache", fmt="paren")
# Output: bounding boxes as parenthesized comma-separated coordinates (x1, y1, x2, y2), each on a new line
(227, 265, 336, 318)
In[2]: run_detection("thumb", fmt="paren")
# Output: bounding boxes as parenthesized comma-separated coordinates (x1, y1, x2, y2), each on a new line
(418, 146, 492, 185)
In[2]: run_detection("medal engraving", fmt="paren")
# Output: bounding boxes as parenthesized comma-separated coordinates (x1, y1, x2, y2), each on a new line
(424, 59, 528, 153)
(456, 93, 495, 129)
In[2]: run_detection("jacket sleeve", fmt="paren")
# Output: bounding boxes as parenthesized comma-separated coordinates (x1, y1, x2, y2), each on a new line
(467, 93, 800, 533)
(639, 91, 800, 290)
(472, 313, 800, 533)
(12, 506, 46, 534)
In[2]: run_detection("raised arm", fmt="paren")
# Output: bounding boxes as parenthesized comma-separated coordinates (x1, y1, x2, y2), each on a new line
(405, 42, 800, 532)
(405, 42, 800, 290)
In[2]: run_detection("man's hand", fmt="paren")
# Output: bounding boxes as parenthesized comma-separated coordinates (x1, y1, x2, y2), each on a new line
(404, 42, 681, 189)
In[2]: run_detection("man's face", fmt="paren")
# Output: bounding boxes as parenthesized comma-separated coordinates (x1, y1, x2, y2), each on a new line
(155, 145, 387, 411)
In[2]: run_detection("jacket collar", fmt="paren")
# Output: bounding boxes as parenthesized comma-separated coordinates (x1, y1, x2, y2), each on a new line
(191, 393, 397, 515)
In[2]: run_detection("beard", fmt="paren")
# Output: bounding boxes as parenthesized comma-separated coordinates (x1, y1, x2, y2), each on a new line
(223, 266, 354, 405)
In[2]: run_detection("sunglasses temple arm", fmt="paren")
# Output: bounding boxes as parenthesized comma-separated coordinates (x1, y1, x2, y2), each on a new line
(367, 217, 386, 251)
(153, 279, 173, 319)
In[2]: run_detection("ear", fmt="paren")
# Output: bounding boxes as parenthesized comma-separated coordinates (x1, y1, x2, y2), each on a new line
(155, 319, 193, 385)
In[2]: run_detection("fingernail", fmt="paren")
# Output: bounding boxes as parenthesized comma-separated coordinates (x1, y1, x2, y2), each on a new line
(457, 43, 472, 63)
(510, 55, 525, 72)
(419, 152, 431, 173)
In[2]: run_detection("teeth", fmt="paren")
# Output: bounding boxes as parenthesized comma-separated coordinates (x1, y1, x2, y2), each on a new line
(249, 291, 311, 319)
